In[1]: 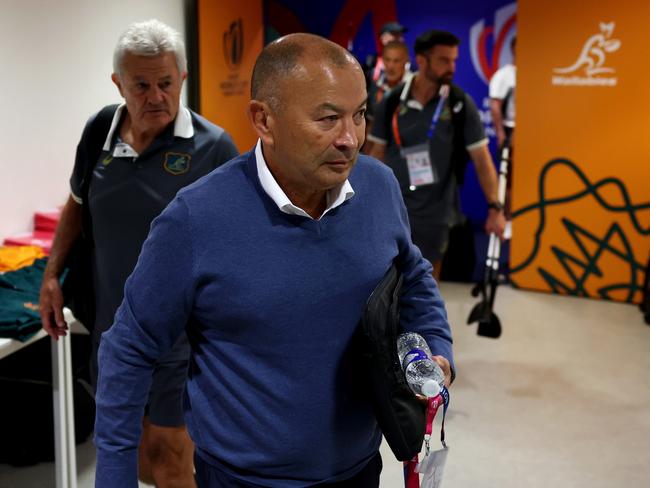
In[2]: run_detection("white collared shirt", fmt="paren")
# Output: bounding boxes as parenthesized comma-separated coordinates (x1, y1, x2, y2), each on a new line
(254, 140, 355, 220)
(101, 103, 194, 157)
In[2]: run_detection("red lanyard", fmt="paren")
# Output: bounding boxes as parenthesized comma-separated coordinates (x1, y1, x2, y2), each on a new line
(425, 393, 447, 446)
(403, 388, 450, 487)
(376, 86, 385, 104)
(392, 107, 404, 147)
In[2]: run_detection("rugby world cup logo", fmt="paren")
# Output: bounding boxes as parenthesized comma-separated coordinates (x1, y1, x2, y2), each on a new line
(224, 18, 244, 70)
(469, 2, 517, 84)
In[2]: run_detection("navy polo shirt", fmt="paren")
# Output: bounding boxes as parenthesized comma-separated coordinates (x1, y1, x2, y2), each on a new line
(368, 78, 486, 226)
(70, 105, 239, 334)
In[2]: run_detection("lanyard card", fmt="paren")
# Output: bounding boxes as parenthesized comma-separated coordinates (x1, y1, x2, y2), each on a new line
(393, 84, 449, 190)
(401, 143, 438, 189)
(416, 446, 449, 488)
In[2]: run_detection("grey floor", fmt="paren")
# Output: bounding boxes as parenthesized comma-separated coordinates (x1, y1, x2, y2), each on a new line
(1, 283, 648, 487)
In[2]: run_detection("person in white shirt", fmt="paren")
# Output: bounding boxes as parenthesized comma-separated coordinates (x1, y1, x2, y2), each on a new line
(489, 37, 516, 222)
(489, 37, 516, 149)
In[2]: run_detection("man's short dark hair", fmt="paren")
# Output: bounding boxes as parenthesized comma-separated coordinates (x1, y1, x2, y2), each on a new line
(251, 41, 304, 110)
(251, 33, 353, 111)
(414, 30, 460, 55)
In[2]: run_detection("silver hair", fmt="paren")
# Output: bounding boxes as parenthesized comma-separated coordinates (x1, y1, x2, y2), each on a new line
(113, 19, 187, 76)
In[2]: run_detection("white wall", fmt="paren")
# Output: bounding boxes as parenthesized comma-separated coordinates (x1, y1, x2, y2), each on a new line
(0, 0, 186, 240)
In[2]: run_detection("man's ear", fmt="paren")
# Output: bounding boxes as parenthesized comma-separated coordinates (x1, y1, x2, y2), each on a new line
(111, 73, 125, 98)
(247, 100, 275, 147)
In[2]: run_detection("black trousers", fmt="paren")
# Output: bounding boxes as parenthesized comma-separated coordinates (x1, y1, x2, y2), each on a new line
(194, 452, 382, 488)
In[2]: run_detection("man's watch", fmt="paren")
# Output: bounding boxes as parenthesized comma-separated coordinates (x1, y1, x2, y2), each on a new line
(487, 201, 504, 212)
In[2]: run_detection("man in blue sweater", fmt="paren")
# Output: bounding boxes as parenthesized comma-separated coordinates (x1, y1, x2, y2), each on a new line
(95, 33, 454, 487)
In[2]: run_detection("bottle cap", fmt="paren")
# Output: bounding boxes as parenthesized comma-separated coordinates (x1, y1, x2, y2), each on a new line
(421, 379, 441, 398)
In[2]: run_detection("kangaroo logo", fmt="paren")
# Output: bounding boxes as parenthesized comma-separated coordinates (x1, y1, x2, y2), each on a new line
(554, 22, 621, 77)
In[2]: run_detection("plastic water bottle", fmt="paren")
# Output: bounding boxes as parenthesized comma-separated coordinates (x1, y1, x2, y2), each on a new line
(397, 332, 445, 397)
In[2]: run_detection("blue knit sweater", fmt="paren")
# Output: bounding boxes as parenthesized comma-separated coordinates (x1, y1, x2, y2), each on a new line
(94, 150, 453, 487)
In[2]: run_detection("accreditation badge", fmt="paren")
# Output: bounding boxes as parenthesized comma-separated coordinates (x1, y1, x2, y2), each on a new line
(401, 143, 438, 189)
(415, 392, 450, 488)
(417, 446, 449, 488)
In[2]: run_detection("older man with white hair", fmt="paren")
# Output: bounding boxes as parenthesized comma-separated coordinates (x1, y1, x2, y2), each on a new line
(39, 19, 238, 487)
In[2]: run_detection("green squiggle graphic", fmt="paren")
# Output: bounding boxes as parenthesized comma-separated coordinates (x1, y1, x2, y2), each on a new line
(511, 158, 650, 275)
(538, 219, 644, 303)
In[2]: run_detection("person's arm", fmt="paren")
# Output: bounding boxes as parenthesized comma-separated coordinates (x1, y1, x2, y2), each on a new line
(488, 68, 508, 148)
(462, 93, 506, 238)
(468, 144, 505, 238)
(94, 195, 195, 488)
(398, 252, 454, 387)
(39, 196, 82, 339)
(382, 171, 454, 386)
(41, 110, 103, 338)
(490, 98, 506, 148)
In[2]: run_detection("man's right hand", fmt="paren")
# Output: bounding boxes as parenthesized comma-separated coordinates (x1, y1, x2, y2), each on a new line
(38, 195, 83, 340)
(39, 276, 68, 339)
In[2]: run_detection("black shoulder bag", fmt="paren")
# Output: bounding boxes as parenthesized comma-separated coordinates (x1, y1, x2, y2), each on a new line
(448, 83, 471, 185)
(62, 104, 119, 331)
(357, 263, 426, 461)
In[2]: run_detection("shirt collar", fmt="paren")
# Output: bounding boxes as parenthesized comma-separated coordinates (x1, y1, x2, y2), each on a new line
(398, 73, 425, 110)
(102, 103, 194, 151)
(254, 140, 355, 220)
(400, 73, 451, 111)
(378, 70, 413, 92)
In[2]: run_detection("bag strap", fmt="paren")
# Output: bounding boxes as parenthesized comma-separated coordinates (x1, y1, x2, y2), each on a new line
(448, 83, 471, 186)
(79, 104, 119, 244)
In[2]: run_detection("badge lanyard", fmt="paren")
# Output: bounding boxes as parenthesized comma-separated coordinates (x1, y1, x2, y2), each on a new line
(426, 387, 450, 451)
(403, 386, 450, 488)
(392, 84, 450, 149)
(376, 86, 386, 105)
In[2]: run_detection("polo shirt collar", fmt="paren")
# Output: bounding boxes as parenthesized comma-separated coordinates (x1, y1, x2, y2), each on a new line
(254, 139, 355, 220)
(378, 70, 413, 92)
(102, 103, 194, 151)
(394, 73, 421, 111)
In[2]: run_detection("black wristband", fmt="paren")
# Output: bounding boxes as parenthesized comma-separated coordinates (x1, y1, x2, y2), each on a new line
(487, 201, 503, 212)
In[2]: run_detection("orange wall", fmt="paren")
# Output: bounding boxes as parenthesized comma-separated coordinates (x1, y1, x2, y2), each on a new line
(512, 0, 650, 303)
(198, 0, 263, 152)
